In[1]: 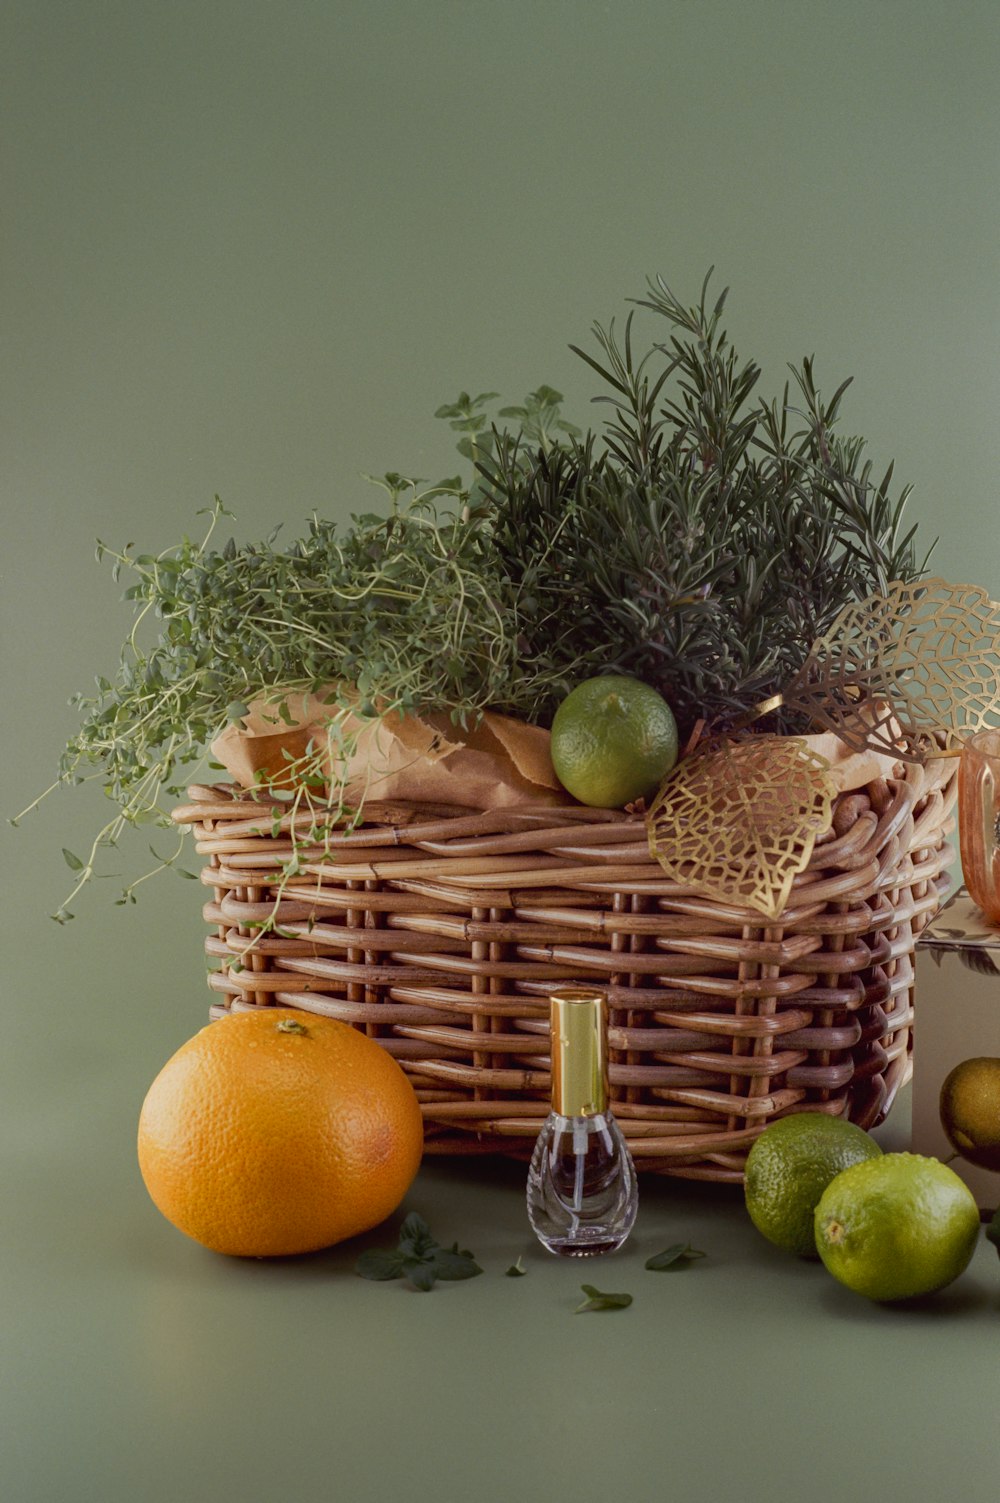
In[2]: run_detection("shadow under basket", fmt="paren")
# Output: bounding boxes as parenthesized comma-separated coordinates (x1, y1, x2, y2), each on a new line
(173, 756, 957, 1184)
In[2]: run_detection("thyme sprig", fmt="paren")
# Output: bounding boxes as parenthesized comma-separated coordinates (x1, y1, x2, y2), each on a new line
(30, 484, 557, 917)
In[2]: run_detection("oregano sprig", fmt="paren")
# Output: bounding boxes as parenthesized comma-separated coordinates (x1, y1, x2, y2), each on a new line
(355, 1213, 483, 1292)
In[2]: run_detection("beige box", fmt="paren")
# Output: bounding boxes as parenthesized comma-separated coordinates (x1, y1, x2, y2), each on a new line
(913, 890, 1000, 1214)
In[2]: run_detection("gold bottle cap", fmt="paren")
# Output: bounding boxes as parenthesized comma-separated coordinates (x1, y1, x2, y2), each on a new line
(549, 988, 608, 1117)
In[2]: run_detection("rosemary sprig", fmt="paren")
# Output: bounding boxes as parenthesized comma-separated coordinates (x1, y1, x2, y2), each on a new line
(480, 270, 930, 733)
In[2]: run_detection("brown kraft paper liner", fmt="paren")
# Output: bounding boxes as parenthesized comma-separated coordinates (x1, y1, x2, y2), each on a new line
(210, 689, 571, 809)
(210, 689, 943, 814)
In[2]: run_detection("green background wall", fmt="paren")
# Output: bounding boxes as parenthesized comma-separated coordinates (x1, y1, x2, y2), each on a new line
(4, 0, 999, 1061)
(3, 8, 1000, 1499)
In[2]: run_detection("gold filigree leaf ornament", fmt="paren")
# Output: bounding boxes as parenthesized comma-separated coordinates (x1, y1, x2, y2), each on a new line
(646, 733, 835, 922)
(783, 578, 1000, 761)
(645, 579, 1000, 919)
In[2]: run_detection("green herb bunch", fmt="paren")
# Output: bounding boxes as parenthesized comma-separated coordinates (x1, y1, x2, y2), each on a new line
(29, 484, 553, 915)
(477, 271, 931, 733)
(23, 271, 931, 915)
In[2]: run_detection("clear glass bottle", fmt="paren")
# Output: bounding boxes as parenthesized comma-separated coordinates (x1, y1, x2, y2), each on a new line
(527, 987, 638, 1256)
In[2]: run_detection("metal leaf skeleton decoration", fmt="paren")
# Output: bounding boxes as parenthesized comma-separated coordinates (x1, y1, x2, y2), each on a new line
(783, 578, 1000, 762)
(646, 735, 836, 921)
(645, 579, 1000, 918)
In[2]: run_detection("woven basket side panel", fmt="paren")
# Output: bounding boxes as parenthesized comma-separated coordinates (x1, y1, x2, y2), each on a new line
(183, 762, 956, 1183)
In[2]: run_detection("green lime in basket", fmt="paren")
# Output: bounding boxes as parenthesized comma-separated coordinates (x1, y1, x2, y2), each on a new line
(550, 675, 678, 808)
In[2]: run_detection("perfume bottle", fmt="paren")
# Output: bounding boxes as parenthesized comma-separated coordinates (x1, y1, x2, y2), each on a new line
(527, 987, 638, 1256)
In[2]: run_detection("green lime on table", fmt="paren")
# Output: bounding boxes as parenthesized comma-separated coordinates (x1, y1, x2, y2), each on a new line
(743, 1112, 882, 1258)
(814, 1152, 981, 1302)
(550, 675, 678, 808)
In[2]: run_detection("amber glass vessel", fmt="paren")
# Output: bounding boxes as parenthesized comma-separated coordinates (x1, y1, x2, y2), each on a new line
(959, 730, 1000, 925)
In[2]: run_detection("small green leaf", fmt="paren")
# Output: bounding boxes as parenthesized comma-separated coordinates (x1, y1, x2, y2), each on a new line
(575, 1285, 633, 1313)
(427, 1246, 483, 1282)
(644, 1242, 707, 1271)
(355, 1248, 406, 1281)
(62, 848, 85, 871)
(398, 1213, 436, 1259)
(357, 1214, 481, 1291)
(505, 1257, 527, 1277)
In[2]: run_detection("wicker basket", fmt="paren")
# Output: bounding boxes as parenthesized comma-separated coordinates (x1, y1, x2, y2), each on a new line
(173, 755, 957, 1183)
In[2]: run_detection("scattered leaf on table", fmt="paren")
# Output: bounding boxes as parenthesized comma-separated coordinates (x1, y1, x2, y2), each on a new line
(355, 1248, 407, 1282)
(397, 1213, 437, 1257)
(355, 1214, 482, 1291)
(644, 1242, 707, 1271)
(505, 1256, 527, 1277)
(427, 1244, 484, 1281)
(575, 1284, 633, 1313)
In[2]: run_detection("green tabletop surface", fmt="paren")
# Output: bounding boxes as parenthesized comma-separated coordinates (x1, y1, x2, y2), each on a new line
(3, 948, 998, 1503)
(6, 3, 1000, 1498)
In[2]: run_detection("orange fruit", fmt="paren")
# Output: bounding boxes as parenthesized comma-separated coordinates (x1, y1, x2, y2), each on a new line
(550, 674, 678, 808)
(137, 1008, 424, 1256)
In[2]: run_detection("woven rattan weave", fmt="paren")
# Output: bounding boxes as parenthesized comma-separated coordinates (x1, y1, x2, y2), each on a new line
(173, 755, 956, 1182)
